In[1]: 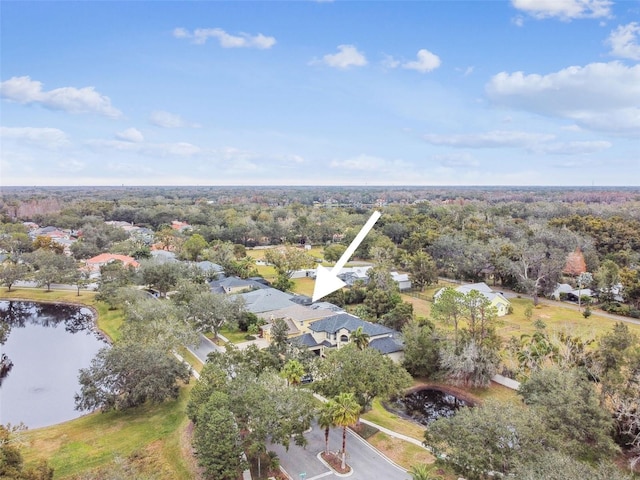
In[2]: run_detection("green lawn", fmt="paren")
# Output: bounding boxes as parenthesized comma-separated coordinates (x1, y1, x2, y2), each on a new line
(0, 288, 199, 479)
(22, 385, 196, 479)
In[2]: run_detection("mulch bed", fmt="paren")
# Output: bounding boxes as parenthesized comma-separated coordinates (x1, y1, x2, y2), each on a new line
(320, 451, 352, 475)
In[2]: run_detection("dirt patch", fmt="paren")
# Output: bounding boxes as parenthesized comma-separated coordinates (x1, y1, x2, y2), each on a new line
(181, 421, 205, 480)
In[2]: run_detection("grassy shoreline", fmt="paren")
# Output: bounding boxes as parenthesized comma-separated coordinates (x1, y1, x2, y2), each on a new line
(1, 287, 199, 479)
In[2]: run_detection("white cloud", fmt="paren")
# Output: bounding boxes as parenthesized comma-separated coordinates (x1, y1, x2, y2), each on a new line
(149, 110, 196, 128)
(511, 0, 612, 20)
(329, 154, 409, 173)
(316, 45, 367, 69)
(0, 76, 121, 118)
(381, 54, 400, 69)
(423, 130, 555, 148)
(0, 126, 70, 149)
(115, 128, 144, 143)
(87, 139, 202, 157)
(173, 27, 276, 49)
(531, 140, 612, 154)
(607, 22, 640, 60)
(432, 153, 480, 168)
(402, 49, 441, 73)
(486, 62, 640, 134)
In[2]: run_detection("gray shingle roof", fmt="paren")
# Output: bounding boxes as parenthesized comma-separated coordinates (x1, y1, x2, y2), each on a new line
(239, 287, 295, 313)
(369, 336, 404, 354)
(308, 313, 396, 336)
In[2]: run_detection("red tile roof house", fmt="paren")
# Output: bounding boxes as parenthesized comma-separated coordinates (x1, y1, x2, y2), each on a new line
(84, 253, 140, 278)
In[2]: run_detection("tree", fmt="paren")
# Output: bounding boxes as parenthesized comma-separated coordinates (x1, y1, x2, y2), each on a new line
(194, 394, 247, 480)
(269, 317, 290, 355)
(514, 450, 633, 480)
(363, 267, 401, 319)
(75, 343, 190, 411)
(596, 259, 621, 303)
(460, 289, 498, 346)
(121, 298, 198, 353)
(140, 260, 195, 297)
(181, 233, 208, 261)
(94, 260, 135, 309)
(329, 392, 361, 470)
(406, 251, 438, 291)
(381, 302, 413, 331)
(0, 423, 54, 480)
(281, 359, 305, 386)
(314, 344, 412, 411)
(24, 249, 77, 291)
(184, 291, 245, 339)
(519, 367, 618, 462)
(431, 287, 465, 350)
(510, 239, 564, 306)
(317, 402, 335, 454)
(439, 339, 500, 388)
(69, 267, 91, 296)
(264, 245, 314, 279)
(349, 326, 370, 350)
(425, 400, 550, 480)
(0, 262, 29, 292)
(402, 322, 441, 378)
(323, 243, 347, 263)
(576, 271, 593, 311)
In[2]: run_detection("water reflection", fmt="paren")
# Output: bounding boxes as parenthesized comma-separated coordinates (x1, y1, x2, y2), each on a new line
(385, 388, 471, 426)
(0, 300, 107, 428)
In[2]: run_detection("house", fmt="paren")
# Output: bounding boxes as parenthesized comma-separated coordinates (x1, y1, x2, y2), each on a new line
(337, 266, 372, 286)
(390, 271, 412, 291)
(150, 249, 178, 263)
(195, 261, 224, 279)
(292, 312, 404, 362)
(435, 282, 511, 317)
(258, 304, 334, 341)
(238, 287, 297, 314)
(552, 283, 596, 302)
(209, 276, 268, 295)
(84, 253, 140, 277)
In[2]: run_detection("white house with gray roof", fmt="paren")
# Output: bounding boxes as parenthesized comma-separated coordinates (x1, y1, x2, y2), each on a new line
(292, 312, 404, 362)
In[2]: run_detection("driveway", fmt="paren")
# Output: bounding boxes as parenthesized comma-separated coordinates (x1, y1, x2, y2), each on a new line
(269, 420, 409, 480)
(187, 334, 223, 363)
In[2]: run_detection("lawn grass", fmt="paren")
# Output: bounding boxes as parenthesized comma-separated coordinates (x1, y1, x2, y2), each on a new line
(1, 287, 199, 479)
(502, 297, 640, 339)
(291, 277, 315, 297)
(218, 325, 252, 344)
(21, 385, 196, 479)
(402, 287, 640, 342)
(367, 431, 436, 469)
(361, 398, 426, 442)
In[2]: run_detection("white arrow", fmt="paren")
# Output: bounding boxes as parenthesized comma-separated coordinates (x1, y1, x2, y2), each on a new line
(312, 210, 382, 302)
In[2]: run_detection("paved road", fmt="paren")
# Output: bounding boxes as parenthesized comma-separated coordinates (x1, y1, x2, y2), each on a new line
(269, 420, 409, 480)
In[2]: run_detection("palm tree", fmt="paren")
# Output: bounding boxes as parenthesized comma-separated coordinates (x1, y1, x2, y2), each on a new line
(280, 359, 305, 386)
(317, 402, 335, 454)
(349, 326, 370, 350)
(331, 392, 361, 470)
(409, 463, 440, 480)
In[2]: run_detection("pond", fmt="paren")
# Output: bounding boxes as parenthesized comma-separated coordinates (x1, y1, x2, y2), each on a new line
(385, 388, 472, 426)
(0, 300, 107, 428)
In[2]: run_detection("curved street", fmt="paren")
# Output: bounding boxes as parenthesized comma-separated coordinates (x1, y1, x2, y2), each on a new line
(268, 420, 410, 480)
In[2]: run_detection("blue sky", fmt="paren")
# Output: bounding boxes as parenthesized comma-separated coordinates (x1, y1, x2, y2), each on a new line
(1, 0, 638, 186)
